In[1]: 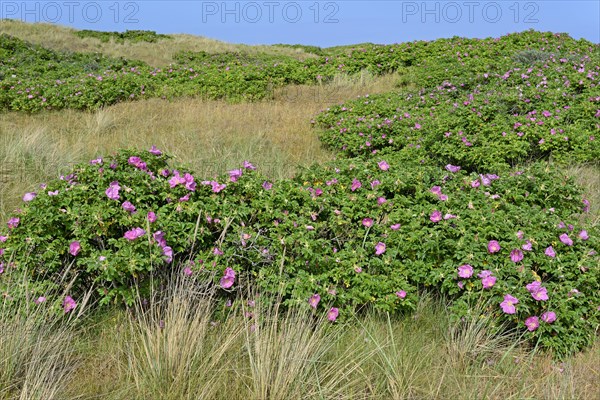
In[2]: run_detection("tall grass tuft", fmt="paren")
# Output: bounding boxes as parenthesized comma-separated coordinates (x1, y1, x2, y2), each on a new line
(241, 295, 365, 400)
(0, 274, 597, 399)
(567, 163, 600, 225)
(119, 271, 243, 400)
(0, 277, 82, 399)
(352, 296, 443, 399)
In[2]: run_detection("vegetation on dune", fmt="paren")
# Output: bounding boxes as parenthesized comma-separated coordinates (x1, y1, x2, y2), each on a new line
(2, 144, 598, 356)
(0, 23, 599, 398)
(0, 19, 317, 66)
(1, 28, 597, 111)
(4, 275, 598, 399)
(315, 47, 600, 169)
(73, 29, 172, 44)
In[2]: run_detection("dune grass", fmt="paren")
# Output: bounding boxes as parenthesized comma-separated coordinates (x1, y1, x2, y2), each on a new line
(0, 269, 91, 400)
(3, 278, 592, 400)
(0, 19, 317, 66)
(0, 302, 73, 399)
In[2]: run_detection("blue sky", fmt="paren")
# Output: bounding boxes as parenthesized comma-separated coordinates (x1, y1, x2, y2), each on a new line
(3, 1, 599, 46)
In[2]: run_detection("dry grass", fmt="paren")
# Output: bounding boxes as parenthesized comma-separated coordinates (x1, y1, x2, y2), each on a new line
(120, 276, 242, 400)
(49, 281, 599, 400)
(0, 272, 596, 399)
(0, 272, 89, 400)
(567, 164, 600, 226)
(0, 19, 316, 66)
(240, 296, 366, 400)
(0, 310, 74, 399)
(0, 72, 401, 221)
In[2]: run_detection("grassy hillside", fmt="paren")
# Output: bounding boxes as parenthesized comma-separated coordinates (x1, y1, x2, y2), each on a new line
(0, 22, 598, 399)
(0, 19, 317, 66)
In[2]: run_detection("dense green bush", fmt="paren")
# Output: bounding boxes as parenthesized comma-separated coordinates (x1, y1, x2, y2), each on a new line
(1, 149, 598, 356)
(201, 156, 599, 357)
(315, 50, 600, 170)
(0, 148, 214, 304)
(0, 34, 151, 110)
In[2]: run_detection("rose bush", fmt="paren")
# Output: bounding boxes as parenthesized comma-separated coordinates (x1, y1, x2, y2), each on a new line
(1, 149, 597, 356)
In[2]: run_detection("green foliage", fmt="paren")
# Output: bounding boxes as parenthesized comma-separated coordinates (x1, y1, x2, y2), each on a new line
(0, 149, 213, 305)
(73, 29, 171, 43)
(315, 48, 600, 170)
(172, 50, 298, 66)
(0, 34, 150, 110)
(1, 150, 598, 357)
(3, 29, 597, 112)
